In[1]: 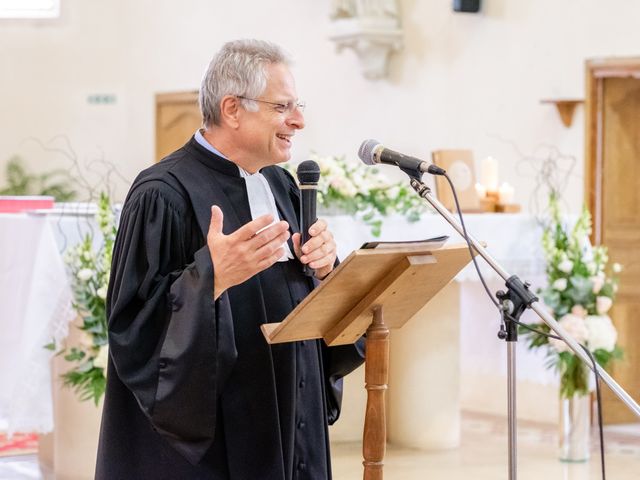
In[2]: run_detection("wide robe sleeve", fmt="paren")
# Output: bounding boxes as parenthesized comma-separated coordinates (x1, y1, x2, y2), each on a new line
(106, 181, 237, 464)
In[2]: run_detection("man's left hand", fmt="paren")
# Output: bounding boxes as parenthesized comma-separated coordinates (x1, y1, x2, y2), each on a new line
(292, 219, 337, 280)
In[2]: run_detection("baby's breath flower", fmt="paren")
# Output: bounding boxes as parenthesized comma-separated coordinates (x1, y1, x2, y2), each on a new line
(97, 286, 108, 300)
(77, 268, 94, 281)
(558, 259, 573, 273)
(553, 278, 567, 291)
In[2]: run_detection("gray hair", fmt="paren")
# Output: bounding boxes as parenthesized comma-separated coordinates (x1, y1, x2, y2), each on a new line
(199, 39, 291, 128)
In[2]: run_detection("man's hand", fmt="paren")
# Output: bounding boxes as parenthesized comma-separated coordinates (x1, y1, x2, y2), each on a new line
(207, 205, 290, 299)
(292, 218, 337, 280)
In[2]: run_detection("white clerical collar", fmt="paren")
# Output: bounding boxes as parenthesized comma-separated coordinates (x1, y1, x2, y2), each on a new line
(238, 167, 293, 262)
(194, 129, 293, 262)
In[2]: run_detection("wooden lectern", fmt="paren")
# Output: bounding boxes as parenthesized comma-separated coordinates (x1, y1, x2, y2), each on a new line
(262, 243, 474, 479)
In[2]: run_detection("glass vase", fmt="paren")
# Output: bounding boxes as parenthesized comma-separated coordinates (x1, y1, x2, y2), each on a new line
(558, 392, 591, 462)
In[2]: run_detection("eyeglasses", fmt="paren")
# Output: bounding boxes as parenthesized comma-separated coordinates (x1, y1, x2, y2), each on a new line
(237, 96, 306, 114)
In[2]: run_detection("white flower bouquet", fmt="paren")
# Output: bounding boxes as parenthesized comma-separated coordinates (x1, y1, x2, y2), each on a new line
(288, 153, 426, 236)
(521, 193, 622, 398)
(48, 192, 116, 404)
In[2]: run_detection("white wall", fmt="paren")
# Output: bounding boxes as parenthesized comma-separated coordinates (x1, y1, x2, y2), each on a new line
(3, 0, 640, 206)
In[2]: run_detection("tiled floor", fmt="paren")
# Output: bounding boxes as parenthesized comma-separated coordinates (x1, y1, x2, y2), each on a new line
(333, 413, 640, 479)
(1, 413, 638, 479)
(0, 455, 41, 480)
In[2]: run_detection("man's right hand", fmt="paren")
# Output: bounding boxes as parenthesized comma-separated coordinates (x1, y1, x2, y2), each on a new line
(207, 205, 290, 300)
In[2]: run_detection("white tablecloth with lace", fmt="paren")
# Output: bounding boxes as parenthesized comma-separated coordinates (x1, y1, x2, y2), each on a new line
(0, 211, 95, 434)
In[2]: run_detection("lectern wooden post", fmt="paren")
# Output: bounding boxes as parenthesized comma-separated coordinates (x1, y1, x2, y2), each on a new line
(262, 243, 474, 479)
(362, 306, 388, 480)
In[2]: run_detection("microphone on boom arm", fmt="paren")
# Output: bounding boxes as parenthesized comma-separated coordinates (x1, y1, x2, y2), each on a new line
(357, 139, 446, 177)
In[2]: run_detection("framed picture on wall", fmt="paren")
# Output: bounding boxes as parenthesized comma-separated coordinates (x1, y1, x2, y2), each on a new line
(431, 149, 480, 212)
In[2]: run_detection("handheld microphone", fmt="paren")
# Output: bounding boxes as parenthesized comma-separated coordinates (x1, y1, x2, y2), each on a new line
(358, 139, 445, 176)
(296, 160, 320, 277)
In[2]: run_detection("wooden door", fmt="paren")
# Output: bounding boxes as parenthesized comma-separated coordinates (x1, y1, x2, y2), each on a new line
(155, 91, 202, 162)
(585, 58, 640, 423)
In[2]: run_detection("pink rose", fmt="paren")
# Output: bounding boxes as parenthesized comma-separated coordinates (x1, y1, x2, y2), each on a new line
(549, 313, 588, 353)
(596, 296, 613, 314)
(591, 274, 605, 294)
(571, 305, 587, 318)
(585, 315, 617, 352)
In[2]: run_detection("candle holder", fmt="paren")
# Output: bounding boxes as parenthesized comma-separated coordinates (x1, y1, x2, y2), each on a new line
(476, 179, 520, 213)
(495, 203, 522, 213)
(478, 190, 498, 212)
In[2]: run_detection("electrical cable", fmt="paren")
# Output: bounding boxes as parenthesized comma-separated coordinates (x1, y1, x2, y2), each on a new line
(443, 173, 499, 309)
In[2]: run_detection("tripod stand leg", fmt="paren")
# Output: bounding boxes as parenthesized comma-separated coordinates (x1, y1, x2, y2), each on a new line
(507, 341, 517, 480)
(363, 305, 389, 480)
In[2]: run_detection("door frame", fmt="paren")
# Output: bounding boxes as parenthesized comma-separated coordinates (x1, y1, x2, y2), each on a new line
(585, 57, 640, 244)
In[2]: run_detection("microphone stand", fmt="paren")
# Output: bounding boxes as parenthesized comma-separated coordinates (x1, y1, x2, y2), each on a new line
(406, 175, 640, 480)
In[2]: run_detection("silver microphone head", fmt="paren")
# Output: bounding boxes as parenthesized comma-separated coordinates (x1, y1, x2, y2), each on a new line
(358, 139, 383, 165)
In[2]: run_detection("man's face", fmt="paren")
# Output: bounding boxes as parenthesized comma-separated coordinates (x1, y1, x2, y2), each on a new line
(236, 63, 305, 168)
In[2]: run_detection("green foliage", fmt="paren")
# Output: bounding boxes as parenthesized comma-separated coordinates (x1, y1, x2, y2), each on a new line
(62, 366, 107, 405)
(0, 156, 77, 201)
(520, 193, 622, 398)
(557, 352, 590, 398)
(51, 192, 116, 404)
(286, 154, 426, 236)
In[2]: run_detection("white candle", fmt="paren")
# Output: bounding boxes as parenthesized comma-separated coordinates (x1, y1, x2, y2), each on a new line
(498, 182, 515, 204)
(475, 182, 487, 199)
(481, 156, 499, 192)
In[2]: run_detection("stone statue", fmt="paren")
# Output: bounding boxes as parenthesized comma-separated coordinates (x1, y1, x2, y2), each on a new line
(330, 0, 398, 20)
(328, 0, 402, 80)
(359, 0, 398, 18)
(330, 0, 357, 19)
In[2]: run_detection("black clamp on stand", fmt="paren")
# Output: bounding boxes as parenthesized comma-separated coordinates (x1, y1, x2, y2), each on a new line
(496, 276, 538, 342)
(495, 275, 538, 478)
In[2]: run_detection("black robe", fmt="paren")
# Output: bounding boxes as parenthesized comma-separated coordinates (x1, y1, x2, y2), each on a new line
(95, 137, 365, 480)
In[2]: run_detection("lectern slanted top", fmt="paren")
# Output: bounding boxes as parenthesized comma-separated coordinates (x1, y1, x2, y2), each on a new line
(261, 243, 474, 346)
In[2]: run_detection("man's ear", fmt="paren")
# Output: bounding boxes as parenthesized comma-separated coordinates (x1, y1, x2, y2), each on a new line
(219, 95, 241, 129)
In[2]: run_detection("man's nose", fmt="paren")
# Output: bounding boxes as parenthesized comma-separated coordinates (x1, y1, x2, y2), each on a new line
(287, 108, 305, 130)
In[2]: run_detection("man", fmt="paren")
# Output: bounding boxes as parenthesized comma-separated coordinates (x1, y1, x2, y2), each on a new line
(95, 40, 365, 479)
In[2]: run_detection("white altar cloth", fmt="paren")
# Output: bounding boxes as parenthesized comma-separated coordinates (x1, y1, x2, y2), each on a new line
(326, 212, 547, 281)
(0, 214, 73, 434)
(0, 210, 98, 434)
